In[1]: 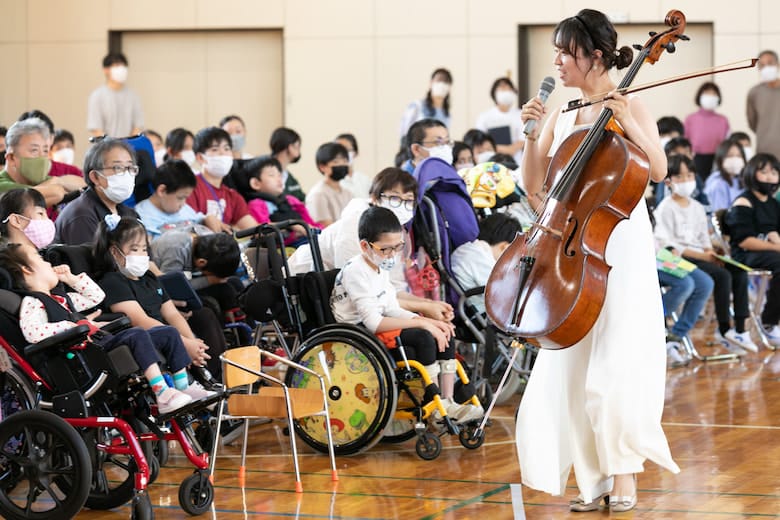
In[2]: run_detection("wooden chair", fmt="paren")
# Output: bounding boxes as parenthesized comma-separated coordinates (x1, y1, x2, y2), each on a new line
(208, 346, 338, 491)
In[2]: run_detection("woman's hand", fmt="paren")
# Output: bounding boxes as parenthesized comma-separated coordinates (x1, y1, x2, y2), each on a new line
(182, 336, 210, 366)
(603, 90, 631, 125)
(520, 96, 546, 138)
(421, 300, 454, 322)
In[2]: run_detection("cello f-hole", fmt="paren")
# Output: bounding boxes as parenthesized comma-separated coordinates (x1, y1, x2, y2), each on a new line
(564, 216, 579, 257)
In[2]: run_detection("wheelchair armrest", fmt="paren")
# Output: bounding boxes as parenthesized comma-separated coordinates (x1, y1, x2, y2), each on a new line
(100, 316, 132, 334)
(24, 324, 91, 358)
(462, 286, 485, 298)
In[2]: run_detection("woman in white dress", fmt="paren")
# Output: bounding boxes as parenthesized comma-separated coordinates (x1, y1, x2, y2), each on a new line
(516, 8, 679, 513)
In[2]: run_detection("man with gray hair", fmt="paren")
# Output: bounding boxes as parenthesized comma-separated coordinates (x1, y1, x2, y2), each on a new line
(0, 118, 85, 207)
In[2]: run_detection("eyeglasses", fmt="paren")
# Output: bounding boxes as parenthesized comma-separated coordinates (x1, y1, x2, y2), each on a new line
(99, 165, 140, 176)
(380, 193, 415, 211)
(369, 241, 405, 255)
(418, 138, 454, 148)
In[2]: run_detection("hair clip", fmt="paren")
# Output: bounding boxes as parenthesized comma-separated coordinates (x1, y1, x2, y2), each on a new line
(104, 213, 121, 231)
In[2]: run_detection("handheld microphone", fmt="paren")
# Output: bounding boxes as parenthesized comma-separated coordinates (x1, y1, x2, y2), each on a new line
(523, 76, 556, 137)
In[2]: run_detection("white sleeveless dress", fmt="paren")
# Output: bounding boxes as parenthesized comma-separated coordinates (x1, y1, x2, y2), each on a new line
(515, 106, 680, 502)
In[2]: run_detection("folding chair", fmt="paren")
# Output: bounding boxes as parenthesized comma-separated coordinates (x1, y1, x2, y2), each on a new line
(208, 346, 338, 491)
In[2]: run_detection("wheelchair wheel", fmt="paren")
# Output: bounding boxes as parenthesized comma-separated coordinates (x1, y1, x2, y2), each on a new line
(178, 471, 214, 516)
(415, 432, 441, 460)
(0, 410, 92, 520)
(1, 366, 36, 419)
(286, 325, 398, 455)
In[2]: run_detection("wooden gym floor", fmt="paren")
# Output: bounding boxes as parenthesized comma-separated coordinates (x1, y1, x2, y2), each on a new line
(77, 324, 780, 519)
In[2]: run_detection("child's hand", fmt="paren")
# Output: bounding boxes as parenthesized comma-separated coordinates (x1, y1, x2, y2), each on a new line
(53, 264, 79, 285)
(425, 317, 455, 341)
(183, 337, 210, 366)
(422, 301, 454, 322)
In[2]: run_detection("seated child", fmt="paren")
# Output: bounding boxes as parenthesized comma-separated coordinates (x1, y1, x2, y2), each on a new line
(451, 213, 522, 315)
(237, 156, 321, 245)
(150, 226, 242, 321)
(306, 142, 352, 227)
(134, 160, 224, 237)
(0, 242, 207, 414)
(655, 154, 755, 353)
(0, 188, 56, 250)
(331, 206, 482, 422)
(93, 215, 226, 383)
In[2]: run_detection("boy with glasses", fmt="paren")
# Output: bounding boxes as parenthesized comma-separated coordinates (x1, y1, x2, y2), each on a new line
(331, 206, 482, 422)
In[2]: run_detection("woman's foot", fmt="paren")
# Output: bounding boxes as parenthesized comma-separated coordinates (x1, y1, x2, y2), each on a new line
(609, 474, 637, 513)
(569, 492, 608, 512)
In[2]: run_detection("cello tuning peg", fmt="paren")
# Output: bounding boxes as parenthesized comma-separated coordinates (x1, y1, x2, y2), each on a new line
(679, 34, 690, 41)
(648, 31, 658, 37)
(665, 42, 676, 53)
(632, 44, 643, 51)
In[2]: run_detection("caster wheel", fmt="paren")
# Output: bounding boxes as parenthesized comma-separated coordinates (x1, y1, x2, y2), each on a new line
(131, 493, 153, 520)
(458, 424, 485, 449)
(415, 432, 442, 460)
(148, 455, 160, 485)
(179, 472, 214, 515)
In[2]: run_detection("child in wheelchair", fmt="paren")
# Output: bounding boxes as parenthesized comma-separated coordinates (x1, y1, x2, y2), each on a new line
(331, 206, 483, 422)
(0, 242, 210, 414)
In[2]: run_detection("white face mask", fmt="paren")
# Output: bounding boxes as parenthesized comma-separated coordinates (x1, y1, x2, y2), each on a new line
(120, 254, 150, 278)
(457, 162, 475, 170)
(722, 156, 745, 175)
(672, 180, 697, 199)
(742, 146, 754, 161)
(52, 148, 75, 165)
(99, 172, 135, 203)
(370, 250, 398, 271)
(699, 94, 719, 111)
(495, 90, 517, 107)
(204, 155, 233, 177)
(476, 151, 495, 164)
(761, 65, 778, 83)
(659, 136, 673, 149)
(431, 81, 450, 98)
(110, 65, 128, 83)
(180, 149, 196, 166)
(347, 150, 356, 164)
(379, 200, 415, 225)
(153, 148, 166, 166)
(424, 144, 453, 165)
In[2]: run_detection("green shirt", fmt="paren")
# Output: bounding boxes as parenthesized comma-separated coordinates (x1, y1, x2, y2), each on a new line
(0, 170, 27, 193)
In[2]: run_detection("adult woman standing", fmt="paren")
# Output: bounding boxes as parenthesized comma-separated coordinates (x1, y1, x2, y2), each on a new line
(399, 68, 453, 140)
(475, 77, 526, 166)
(684, 82, 730, 179)
(516, 8, 679, 512)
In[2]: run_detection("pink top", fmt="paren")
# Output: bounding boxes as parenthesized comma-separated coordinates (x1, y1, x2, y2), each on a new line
(684, 109, 730, 155)
(247, 195, 322, 245)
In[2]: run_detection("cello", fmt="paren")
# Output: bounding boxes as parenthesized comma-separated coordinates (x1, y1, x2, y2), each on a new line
(484, 10, 688, 349)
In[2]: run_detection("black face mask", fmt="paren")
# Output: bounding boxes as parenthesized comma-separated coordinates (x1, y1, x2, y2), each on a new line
(330, 165, 349, 182)
(756, 181, 779, 196)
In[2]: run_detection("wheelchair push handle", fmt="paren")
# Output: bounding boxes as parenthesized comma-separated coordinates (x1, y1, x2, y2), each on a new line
(234, 219, 311, 239)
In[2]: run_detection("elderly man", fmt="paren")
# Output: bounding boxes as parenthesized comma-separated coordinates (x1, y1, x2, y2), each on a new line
(0, 118, 85, 207)
(54, 138, 139, 245)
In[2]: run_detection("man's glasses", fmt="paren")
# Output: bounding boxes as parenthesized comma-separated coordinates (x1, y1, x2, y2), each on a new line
(369, 241, 405, 255)
(380, 193, 415, 211)
(418, 138, 454, 147)
(99, 165, 140, 176)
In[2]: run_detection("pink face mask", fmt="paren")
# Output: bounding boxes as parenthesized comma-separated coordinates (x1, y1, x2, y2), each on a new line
(19, 215, 56, 249)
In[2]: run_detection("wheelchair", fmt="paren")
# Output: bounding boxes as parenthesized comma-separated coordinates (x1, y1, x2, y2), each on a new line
(0, 262, 219, 519)
(236, 222, 488, 460)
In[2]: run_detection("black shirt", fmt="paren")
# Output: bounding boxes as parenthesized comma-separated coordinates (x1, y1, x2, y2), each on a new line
(54, 188, 138, 245)
(725, 189, 780, 258)
(98, 271, 170, 322)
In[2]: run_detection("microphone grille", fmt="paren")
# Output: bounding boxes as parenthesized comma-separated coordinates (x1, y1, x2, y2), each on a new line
(541, 76, 556, 94)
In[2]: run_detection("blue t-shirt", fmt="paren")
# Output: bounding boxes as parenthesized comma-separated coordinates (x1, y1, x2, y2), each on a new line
(135, 199, 205, 236)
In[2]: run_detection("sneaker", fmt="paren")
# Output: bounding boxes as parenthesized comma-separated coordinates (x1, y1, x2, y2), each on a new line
(443, 399, 477, 422)
(722, 329, 759, 353)
(666, 335, 688, 368)
(181, 381, 218, 401)
(156, 387, 193, 415)
(454, 403, 485, 423)
(764, 325, 780, 347)
(219, 419, 246, 446)
(715, 331, 747, 355)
